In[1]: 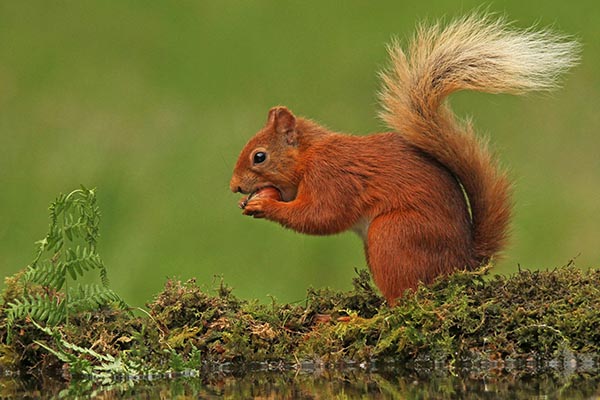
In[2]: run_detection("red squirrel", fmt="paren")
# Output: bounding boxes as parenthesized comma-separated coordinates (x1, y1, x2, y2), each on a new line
(229, 15, 579, 304)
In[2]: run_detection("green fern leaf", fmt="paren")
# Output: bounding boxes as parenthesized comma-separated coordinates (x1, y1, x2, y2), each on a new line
(7, 186, 130, 343)
(6, 294, 67, 337)
(68, 283, 128, 313)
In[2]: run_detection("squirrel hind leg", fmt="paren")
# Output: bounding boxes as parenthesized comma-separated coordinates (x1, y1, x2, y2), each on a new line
(365, 211, 475, 305)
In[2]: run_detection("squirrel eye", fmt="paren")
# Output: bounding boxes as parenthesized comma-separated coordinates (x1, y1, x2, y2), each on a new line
(253, 151, 267, 165)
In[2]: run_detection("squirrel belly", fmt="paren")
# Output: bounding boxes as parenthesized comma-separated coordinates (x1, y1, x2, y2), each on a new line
(230, 14, 579, 305)
(351, 216, 370, 241)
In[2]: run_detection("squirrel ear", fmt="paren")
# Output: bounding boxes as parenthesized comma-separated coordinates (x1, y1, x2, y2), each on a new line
(267, 106, 297, 145)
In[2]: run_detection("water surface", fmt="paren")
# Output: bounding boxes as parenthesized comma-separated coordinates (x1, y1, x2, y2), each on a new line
(4, 363, 599, 399)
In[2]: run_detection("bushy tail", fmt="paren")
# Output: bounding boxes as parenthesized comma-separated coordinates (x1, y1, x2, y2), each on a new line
(379, 14, 579, 263)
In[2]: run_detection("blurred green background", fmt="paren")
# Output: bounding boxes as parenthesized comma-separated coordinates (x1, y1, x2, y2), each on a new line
(1, 1, 598, 307)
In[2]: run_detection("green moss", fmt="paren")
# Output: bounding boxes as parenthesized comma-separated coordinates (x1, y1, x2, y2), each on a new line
(2, 263, 600, 381)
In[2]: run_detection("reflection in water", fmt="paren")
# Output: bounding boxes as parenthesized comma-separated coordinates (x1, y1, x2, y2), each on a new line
(2, 364, 600, 399)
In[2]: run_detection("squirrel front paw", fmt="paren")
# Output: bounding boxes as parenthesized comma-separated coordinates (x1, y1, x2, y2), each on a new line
(242, 197, 275, 219)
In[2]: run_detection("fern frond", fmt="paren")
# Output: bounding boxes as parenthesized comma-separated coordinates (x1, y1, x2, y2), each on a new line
(34, 340, 77, 364)
(99, 266, 110, 287)
(23, 262, 66, 290)
(7, 186, 129, 343)
(6, 294, 67, 340)
(24, 186, 110, 290)
(31, 320, 95, 374)
(62, 246, 104, 280)
(68, 284, 129, 312)
(31, 319, 134, 377)
(34, 319, 114, 362)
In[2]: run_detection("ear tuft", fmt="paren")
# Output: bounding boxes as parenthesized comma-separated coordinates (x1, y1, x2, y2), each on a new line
(267, 106, 297, 144)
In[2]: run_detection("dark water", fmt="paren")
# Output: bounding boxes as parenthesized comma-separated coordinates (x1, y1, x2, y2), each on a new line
(3, 365, 600, 399)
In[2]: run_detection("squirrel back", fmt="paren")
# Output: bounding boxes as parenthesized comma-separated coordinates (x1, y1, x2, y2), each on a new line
(231, 14, 579, 303)
(378, 14, 580, 263)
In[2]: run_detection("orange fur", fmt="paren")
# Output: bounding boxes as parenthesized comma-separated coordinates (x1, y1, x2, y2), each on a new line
(229, 14, 579, 304)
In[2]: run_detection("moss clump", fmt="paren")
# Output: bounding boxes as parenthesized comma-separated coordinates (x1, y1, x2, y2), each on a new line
(141, 269, 384, 366)
(0, 268, 142, 377)
(307, 265, 600, 364)
(2, 264, 600, 381)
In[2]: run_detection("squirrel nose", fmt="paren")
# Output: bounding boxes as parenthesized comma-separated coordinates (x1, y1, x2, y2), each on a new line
(230, 184, 240, 193)
(229, 177, 242, 193)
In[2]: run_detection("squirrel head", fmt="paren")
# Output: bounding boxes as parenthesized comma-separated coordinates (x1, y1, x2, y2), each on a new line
(230, 106, 303, 202)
